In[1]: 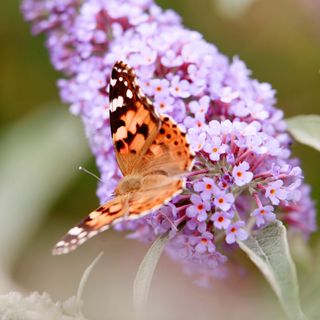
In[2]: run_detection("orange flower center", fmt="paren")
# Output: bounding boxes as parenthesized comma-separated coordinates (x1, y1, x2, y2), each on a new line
(205, 184, 212, 190)
(236, 171, 243, 177)
(201, 238, 208, 244)
(218, 198, 224, 204)
(197, 204, 204, 210)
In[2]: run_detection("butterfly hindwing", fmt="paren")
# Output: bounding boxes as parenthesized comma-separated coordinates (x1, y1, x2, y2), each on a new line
(52, 178, 182, 255)
(109, 61, 161, 175)
(137, 115, 195, 177)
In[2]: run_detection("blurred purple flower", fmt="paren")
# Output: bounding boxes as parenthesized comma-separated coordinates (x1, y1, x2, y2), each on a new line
(211, 212, 232, 230)
(186, 194, 210, 222)
(194, 177, 217, 200)
(225, 221, 248, 244)
(232, 161, 253, 186)
(251, 205, 276, 227)
(265, 180, 288, 205)
(22, 0, 316, 286)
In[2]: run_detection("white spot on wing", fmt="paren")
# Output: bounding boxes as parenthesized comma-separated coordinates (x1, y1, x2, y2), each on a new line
(126, 89, 133, 99)
(110, 96, 125, 112)
(78, 238, 86, 245)
(110, 78, 117, 86)
(117, 96, 124, 108)
(79, 231, 88, 239)
(100, 225, 110, 232)
(68, 226, 83, 236)
(88, 230, 99, 238)
(56, 241, 65, 247)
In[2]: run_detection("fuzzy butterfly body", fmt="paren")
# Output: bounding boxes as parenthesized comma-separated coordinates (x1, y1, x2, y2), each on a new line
(53, 61, 194, 255)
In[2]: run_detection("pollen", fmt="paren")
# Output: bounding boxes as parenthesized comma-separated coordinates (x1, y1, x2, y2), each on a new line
(218, 197, 224, 204)
(197, 204, 204, 211)
(205, 184, 212, 190)
(236, 171, 243, 177)
(201, 238, 208, 244)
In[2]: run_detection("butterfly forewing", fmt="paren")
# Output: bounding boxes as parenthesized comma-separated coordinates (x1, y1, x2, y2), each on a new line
(109, 61, 161, 175)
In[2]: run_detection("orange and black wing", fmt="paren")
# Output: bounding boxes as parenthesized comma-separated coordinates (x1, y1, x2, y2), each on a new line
(52, 196, 129, 255)
(52, 179, 182, 255)
(109, 61, 161, 175)
(136, 115, 195, 177)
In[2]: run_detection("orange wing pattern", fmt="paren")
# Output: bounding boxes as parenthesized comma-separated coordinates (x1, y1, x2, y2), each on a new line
(137, 115, 195, 177)
(109, 61, 160, 175)
(52, 61, 194, 255)
(52, 177, 182, 255)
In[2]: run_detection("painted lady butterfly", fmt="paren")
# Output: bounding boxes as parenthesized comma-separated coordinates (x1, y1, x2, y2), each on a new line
(52, 61, 194, 255)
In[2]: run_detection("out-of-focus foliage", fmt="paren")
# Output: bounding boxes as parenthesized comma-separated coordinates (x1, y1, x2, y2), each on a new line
(287, 115, 320, 151)
(0, 105, 90, 290)
(212, 0, 260, 19)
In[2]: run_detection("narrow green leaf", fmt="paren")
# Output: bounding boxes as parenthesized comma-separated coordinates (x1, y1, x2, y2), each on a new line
(77, 252, 104, 306)
(286, 115, 320, 151)
(76, 252, 104, 317)
(133, 232, 170, 319)
(238, 221, 306, 320)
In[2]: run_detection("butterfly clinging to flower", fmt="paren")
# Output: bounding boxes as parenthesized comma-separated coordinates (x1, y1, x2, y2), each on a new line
(52, 61, 194, 255)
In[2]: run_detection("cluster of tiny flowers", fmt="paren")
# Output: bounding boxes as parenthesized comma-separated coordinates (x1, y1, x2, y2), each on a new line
(22, 0, 316, 284)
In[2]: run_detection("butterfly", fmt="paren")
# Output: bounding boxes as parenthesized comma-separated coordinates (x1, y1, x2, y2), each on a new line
(52, 61, 194, 255)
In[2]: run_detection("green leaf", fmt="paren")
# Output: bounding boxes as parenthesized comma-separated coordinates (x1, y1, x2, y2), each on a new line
(0, 103, 91, 271)
(133, 232, 170, 319)
(286, 115, 320, 151)
(76, 252, 104, 318)
(238, 221, 306, 320)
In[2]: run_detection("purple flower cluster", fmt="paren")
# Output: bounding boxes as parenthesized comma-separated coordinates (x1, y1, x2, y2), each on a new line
(22, 0, 316, 284)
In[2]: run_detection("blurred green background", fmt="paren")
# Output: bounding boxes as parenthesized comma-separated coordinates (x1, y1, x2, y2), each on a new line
(0, 0, 319, 319)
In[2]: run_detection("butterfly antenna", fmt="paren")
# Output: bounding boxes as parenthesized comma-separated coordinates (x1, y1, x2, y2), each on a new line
(78, 166, 102, 182)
